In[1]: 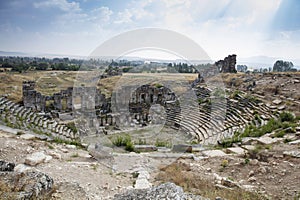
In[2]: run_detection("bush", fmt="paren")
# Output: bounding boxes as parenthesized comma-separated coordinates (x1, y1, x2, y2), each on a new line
(16, 131, 25, 135)
(113, 136, 125, 147)
(155, 139, 172, 148)
(279, 112, 295, 122)
(112, 135, 132, 146)
(273, 130, 285, 138)
(66, 122, 78, 133)
(125, 141, 134, 152)
(112, 135, 134, 151)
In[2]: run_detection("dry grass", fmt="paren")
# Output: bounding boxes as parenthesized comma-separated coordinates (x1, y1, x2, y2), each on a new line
(0, 71, 198, 101)
(0, 71, 78, 102)
(156, 161, 267, 200)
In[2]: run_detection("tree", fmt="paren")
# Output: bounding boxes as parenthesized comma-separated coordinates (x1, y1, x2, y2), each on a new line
(236, 65, 247, 72)
(273, 60, 294, 72)
(36, 62, 48, 70)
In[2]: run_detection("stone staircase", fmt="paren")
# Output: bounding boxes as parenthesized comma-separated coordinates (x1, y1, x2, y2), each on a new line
(165, 88, 277, 144)
(0, 97, 78, 141)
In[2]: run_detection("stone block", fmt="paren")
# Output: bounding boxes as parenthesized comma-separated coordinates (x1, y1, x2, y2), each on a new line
(134, 145, 157, 152)
(172, 144, 192, 153)
(256, 136, 282, 145)
(226, 147, 247, 155)
(25, 152, 47, 166)
(20, 133, 36, 140)
(202, 150, 227, 157)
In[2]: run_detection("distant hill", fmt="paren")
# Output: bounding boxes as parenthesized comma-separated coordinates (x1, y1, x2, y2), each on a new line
(0, 51, 28, 56)
(239, 56, 300, 69)
(0, 50, 86, 59)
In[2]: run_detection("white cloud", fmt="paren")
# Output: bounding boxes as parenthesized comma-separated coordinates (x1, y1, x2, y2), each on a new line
(114, 9, 134, 24)
(5, 0, 299, 61)
(33, 0, 81, 12)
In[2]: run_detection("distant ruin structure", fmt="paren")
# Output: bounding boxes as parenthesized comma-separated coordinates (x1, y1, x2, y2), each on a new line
(215, 54, 237, 73)
(22, 81, 109, 114)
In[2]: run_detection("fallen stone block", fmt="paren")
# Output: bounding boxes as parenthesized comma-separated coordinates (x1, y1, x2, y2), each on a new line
(172, 144, 192, 153)
(134, 145, 157, 152)
(25, 152, 47, 166)
(226, 147, 247, 155)
(289, 139, 300, 145)
(256, 136, 282, 145)
(134, 178, 151, 189)
(283, 150, 300, 158)
(14, 164, 32, 173)
(48, 151, 62, 160)
(202, 150, 227, 157)
(242, 145, 255, 151)
(20, 133, 36, 140)
(272, 99, 282, 105)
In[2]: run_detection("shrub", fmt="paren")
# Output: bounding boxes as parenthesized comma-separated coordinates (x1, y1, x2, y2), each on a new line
(112, 135, 134, 151)
(113, 136, 125, 147)
(155, 139, 172, 147)
(154, 83, 163, 88)
(279, 112, 295, 122)
(66, 122, 78, 133)
(16, 131, 25, 135)
(137, 138, 147, 145)
(112, 135, 132, 147)
(221, 159, 229, 168)
(125, 141, 134, 152)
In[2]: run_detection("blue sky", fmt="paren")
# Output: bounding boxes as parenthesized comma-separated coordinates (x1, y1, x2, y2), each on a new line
(0, 0, 300, 61)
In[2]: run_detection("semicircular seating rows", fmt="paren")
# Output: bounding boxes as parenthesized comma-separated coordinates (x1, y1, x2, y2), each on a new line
(0, 97, 78, 141)
(165, 87, 276, 144)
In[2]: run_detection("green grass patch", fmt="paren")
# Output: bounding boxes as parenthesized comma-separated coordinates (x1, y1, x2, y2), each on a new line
(155, 139, 172, 148)
(66, 122, 78, 133)
(52, 137, 83, 148)
(112, 134, 134, 152)
(218, 111, 297, 148)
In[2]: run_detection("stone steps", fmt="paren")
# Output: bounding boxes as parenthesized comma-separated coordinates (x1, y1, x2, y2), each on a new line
(0, 97, 78, 141)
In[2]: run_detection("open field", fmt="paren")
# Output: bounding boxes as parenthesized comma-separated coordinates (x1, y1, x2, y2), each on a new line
(0, 71, 198, 102)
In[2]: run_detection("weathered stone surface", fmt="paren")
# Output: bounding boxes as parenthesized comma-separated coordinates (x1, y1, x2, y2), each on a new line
(215, 54, 237, 73)
(272, 99, 282, 105)
(289, 139, 300, 145)
(51, 182, 88, 200)
(88, 143, 113, 160)
(221, 178, 241, 188)
(242, 145, 255, 151)
(0, 160, 15, 171)
(172, 144, 193, 153)
(48, 150, 62, 160)
(256, 136, 282, 145)
(134, 145, 157, 152)
(283, 150, 300, 158)
(202, 150, 227, 157)
(25, 152, 47, 166)
(0, 170, 54, 200)
(66, 144, 76, 149)
(135, 178, 151, 189)
(20, 133, 36, 140)
(241, 137, 255, 145)
(226, 147, 247, 155)
(138, 170, 150, 179)
(114, 182, 206, 200)
(14, 164, 32, 173)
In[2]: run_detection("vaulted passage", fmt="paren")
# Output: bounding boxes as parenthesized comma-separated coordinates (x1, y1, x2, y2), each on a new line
(128, 84, 180, 126)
